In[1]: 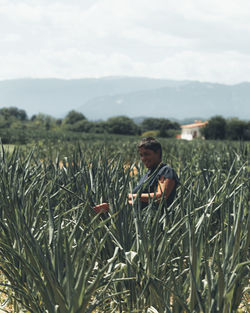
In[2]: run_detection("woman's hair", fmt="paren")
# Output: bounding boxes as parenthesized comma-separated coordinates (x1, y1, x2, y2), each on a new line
(138, 137, 162, 158)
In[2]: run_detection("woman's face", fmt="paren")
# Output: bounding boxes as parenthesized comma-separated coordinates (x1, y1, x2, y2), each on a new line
(138, 147, 161, 170)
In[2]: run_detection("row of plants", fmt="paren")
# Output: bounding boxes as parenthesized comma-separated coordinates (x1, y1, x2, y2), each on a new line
(0, 138, 249, 312)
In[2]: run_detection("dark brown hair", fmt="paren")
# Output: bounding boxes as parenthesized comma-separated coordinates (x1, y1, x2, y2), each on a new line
(138, 137, 162, 158)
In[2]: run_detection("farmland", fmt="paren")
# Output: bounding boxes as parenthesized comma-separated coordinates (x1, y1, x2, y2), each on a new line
(0, 136, 249, 313)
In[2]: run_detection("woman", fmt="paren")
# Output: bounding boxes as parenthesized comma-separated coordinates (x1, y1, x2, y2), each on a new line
(93, 137, 178, 213)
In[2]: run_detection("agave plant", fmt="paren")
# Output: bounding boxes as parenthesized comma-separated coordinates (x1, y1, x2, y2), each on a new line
(0, 139, 249, 313)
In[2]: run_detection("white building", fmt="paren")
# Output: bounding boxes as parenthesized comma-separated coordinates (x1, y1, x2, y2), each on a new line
(180, 120, 208, 140)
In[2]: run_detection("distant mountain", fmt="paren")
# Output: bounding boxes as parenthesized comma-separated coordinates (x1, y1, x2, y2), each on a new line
(77, 81, 250, 120)
(0, 77, 249, 120)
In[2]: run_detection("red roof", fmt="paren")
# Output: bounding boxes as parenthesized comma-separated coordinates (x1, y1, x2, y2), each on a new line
(181, 121, 208, 129)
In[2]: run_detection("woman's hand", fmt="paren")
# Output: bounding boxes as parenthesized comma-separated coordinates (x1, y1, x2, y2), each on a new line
(93, 203, 109, 213)
(128, 193, 137, 204)
(128, 193, 132, 204)
(128, 178, 176, 205)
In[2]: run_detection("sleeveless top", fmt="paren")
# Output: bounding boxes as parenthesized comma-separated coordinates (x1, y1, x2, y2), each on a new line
(132, 163, 179, 208)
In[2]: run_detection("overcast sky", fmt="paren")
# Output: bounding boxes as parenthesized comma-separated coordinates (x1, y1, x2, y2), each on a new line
(1, 0, 250, 84)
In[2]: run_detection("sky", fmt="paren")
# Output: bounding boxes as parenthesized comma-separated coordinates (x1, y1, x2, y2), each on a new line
(1, 0, 250, 84)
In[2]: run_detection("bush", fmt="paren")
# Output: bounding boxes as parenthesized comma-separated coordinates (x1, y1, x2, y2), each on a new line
(106, 116, 139, 135)
(226, 118, 247, 140)
(202, 116, 227, 139)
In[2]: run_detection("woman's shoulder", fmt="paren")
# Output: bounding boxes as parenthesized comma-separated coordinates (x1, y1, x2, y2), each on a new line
(158, 163, 173, 172)
(157, 163, 179, 181)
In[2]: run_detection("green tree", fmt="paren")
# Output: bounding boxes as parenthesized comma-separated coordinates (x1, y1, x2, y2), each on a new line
(202, 116, 227, 140)
(88, 121, 107, 134)
(0, 107, 28, 131)
(226, 118, 247, 140)
(65, 120, 92, 132)
(0, 107, 28, 121)
(63, 110, 86, 125)
(141, 118, 179, 133)
(243, 121, 250, 140)
(29, 113, 57, 131)
(0, 115, 9, 128)
(106, 116, 139, 135)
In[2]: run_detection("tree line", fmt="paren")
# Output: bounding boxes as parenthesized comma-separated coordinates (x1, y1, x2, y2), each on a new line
(201, 115, 250, 140)
(0, 107, 179, 144)
(0, 107, 249, 144)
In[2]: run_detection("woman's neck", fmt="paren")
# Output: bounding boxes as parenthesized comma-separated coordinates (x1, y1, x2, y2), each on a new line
(148, 161, 163, 172)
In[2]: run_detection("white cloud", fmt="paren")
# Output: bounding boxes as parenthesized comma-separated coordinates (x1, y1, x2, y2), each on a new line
(142, 51, 250, 84)
(0, 0, 250, 83)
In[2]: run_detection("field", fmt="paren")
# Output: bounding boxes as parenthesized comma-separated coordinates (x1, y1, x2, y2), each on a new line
(0, 136, 249, 313)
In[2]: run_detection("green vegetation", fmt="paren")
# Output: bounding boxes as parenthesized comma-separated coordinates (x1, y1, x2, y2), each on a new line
(0, 137, 249, 313)
(1, 107, 250, 145)
(202, 116, 250, 140)
(0, 107, 180, 143)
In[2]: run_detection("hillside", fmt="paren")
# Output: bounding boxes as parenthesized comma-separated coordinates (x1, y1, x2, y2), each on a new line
(0, 77, 249, 120)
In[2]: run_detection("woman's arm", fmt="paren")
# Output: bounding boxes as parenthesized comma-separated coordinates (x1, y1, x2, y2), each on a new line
(128, 177, 175, 204)
(94, 177, 176, 210)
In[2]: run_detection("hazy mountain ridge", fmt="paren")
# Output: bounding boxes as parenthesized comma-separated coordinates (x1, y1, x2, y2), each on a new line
(78, 82, 248, 120)
(0, 77, 249, 120)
